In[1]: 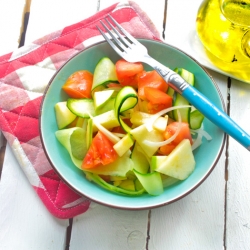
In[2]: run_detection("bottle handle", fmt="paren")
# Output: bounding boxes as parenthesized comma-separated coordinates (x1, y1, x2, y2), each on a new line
(242, 30, 250, 58)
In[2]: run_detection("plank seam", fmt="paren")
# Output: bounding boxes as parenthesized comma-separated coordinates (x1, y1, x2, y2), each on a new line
(223, 77, 231, 249)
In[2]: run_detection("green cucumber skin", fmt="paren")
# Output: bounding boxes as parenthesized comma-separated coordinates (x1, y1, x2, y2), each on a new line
(172, 68, 199, 125)
(173, 94, 191, 123)
(190, 109, 205, 129)
(67, 98, 95, 118)
(133, 169, 163, 196)
(92, 57, 118, 91)
(86, 172, 145, 196)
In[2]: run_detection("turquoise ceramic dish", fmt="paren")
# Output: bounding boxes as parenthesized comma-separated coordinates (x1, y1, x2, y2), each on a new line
(40, 39, 226, 210)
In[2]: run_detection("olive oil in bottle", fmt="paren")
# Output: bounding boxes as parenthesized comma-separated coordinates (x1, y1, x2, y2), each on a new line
(196, 0, 250, 83)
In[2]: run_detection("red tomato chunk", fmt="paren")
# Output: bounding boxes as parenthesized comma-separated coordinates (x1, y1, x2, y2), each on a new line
(62, 70, 93, 99)
(159, 122, 193, 155)
(115, 59, 144, 88)
(137, 70, 168, 100)
(82, 131, 118, 169)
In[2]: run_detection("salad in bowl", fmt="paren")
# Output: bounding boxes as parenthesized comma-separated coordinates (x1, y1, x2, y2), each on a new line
(40, 40, 225, 209)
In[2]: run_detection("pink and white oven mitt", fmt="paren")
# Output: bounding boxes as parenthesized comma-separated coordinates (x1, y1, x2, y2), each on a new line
(0, 1, 160, 218)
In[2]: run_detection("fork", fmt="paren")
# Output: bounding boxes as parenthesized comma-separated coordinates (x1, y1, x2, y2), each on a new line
(97, 15, 250, 151)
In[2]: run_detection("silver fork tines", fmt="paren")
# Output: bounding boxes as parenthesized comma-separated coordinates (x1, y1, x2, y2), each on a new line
(99, 19, 128, 52)
(97, 14, 147, 62)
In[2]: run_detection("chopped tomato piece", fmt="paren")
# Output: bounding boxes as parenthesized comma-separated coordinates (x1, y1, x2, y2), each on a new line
(159, 122, 193, 155)
(82, 131, 118, 169)
(115, 59, 144, 88)
(144, 87, 172, 104)
(99, 175, 111, 182)
(163, 122, 193, 145)
(144, 87, 172, 105)
(158, 143, 176, 155)
(111, 126, 126, 134)
(144, 87, 173, 114)
(62, 70, 93, 98)
(137, 70, 168, 100)
(147, 102, 171, 114)
(107, 83, 122, 88)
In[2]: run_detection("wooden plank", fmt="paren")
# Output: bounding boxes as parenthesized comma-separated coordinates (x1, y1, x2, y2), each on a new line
(25, 0, 99, 44)
(148, 0, 227, 248)
(0, 0, 27, 176)
(0, 145, 69, 249)
(0, 1, 99, 249)
(70, 204, 149, 250)
(226, 79, 250, 249)
(0, 0, 26, 55)
(100, 0, 166, 39)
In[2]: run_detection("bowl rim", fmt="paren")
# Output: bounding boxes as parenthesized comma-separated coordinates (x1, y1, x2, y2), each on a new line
(39, 39, 226, 210)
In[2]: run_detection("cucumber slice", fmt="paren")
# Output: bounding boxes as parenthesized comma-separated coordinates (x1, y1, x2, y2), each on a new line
(85, 172, 145, 196)
(70, 128, 87, 160)
(173, 68, 195, 123)
(173, 94, 191, 123)
(174, 68, 195, 86)
(173, 68, 204, 129)
(161, 174, 179, 188)
(130, 142, 149, 174)
(133, 169, 163, 196)
(55, 127, 87, 169)
(167, 86, 175, 97)
(67, 98, 95, 118)
(92, 57, 118, 91)
(190, 109, 205, 129)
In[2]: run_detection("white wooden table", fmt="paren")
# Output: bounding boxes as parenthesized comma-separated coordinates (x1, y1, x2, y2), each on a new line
(1, 0, 250, 249)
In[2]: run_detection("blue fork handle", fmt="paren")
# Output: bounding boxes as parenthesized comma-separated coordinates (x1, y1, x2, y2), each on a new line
(153, 64, 250, 151)
(182, 85, 250, 151)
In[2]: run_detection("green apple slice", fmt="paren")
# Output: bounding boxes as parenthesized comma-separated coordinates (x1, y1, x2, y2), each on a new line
(154, 139, 195, 180)
(54, 102, 76, 129)
(93, 89, 114, 111)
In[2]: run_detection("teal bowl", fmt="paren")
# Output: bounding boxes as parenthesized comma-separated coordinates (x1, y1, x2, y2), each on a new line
(40, 39, 226, 210)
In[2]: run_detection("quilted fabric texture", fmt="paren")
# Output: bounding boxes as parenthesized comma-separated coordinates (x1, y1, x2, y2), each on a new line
(0, 1, 160, 219)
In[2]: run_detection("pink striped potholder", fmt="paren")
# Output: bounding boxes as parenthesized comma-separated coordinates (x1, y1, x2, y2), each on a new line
(0, 1, 160, 218)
